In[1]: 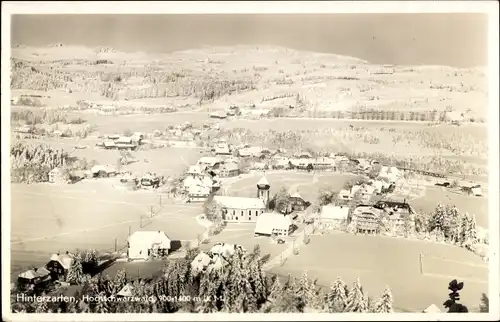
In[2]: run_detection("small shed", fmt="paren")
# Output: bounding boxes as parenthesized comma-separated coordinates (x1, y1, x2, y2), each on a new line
(127, 231, 172, 261)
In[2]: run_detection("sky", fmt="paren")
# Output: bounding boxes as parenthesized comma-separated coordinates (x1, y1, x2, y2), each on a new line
(11, 14, 488, 67)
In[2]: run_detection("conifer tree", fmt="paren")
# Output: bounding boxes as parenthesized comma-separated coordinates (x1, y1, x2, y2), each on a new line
(344, 278, 368, 312)
(429, 204, 447, 234)
(374, 286, 394, 313)
(112, 268, 127, 294)
(459, 213, 470, 247)
(327, 277, 349, 313)
(446, 205, 461, 242)
(66, 254, 84, 285)
(466, 213, 478, 247)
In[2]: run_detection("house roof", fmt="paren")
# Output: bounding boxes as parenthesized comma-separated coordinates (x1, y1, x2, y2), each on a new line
(257, 176, 270, 187)
(116, 137, 133, 144)
(254, 212, 293, 235)
(189, 184, 211, 196)
(91, 165, 115, 174)
(104, 141, 116, 148)
(117, 284, 135, 297)
(214, 196, 266, 209)
(209, 243, 245, 259)
(221, 163, 239, 172)
(198, 157, 221, 166)
(18, 270, 38, 279)
(187, 165, 204, 175)
(320, 205, 349, 220)
(289, 191, 303, 200)
(36, 267, 51, 277)
(127, 231, 171, 249)
(423, 304, 442, 313)
(49, 253, 74, 270)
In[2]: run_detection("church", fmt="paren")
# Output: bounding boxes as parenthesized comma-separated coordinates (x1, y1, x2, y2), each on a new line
(213, 175, 271, 223)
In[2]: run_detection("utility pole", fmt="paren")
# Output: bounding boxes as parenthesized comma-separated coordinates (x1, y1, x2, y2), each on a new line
(114, 238, 117, 252)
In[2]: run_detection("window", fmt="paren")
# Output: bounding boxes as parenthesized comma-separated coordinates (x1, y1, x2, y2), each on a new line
(232, 210, 235, 216)
(241, 210, 244, 217)
(236, 217, 239, 221)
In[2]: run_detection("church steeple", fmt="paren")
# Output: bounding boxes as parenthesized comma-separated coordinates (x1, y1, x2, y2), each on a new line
(256, 175, 271, 208)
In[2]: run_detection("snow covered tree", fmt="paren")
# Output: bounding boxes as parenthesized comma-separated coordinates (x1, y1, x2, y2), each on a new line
(327, 277, 349, 312)
(466, 213, 478, 248)
(66, 254, 83, 285)
(111, 269, 127, 294)
(429, 204, 447, 235)
(458, 213, 470, 247)
(374, 286, 394, 313)
(344, 278, 368, 312)
(445, 205, 461, 241)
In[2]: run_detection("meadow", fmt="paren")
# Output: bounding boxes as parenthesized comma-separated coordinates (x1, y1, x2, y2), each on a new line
(10, 181, 205, 279)
(270, 232, 488, 313)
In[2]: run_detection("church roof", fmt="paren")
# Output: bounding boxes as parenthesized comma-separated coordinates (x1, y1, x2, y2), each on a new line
(257, 176, 270, 187)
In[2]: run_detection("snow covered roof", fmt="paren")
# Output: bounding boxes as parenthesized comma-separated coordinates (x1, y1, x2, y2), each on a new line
(116, 137, 133, 144)
(127, 231, 171, 249)
(257, 176, 270, 187)
(189, 184, 211, 196)
(36, 267, 51, 277)
(423, 304, 442, 313)
(18, 270, 38, 279)
(339, 189, 351, 197)
(209, 243, 246, 259)
(198, 157, 221, 166)
(91, 165, 115, 174)
(214, 196, 266, 209)
(117, 284, 134, 297)
(221, 162, 239, 172)
(320, 205, 349, 221)
(49, 253, 74, 270)
(187, 165, 204, 175)
(290, 191, 304, 200)
(254, 212, 293, 235)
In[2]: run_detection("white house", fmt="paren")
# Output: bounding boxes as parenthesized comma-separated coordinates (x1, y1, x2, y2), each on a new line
(190, 252, 227, 275)
(254, 212, 293, 237)
(188, 184, 211, 203)
(338, 189, 352, 200)
(319, 205, 349, 228)
(127, 231, 171, 261)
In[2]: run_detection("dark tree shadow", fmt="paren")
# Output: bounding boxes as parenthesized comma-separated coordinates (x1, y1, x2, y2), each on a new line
(480, 293, 489, 313)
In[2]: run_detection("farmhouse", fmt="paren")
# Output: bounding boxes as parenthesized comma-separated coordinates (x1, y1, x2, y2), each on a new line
(187, 165, 206, 178)
(49, 168, 67, 184)
(127, 231, 171, 261)
(289, 191, 310, 211)
(46, 253, 74, 280)
(254, 212, 293, 237)
(91, 165, 117, 178)
(352, 201, 416, 234)
(272, 157, 292, 170)
(18, 267, 51, 286)
(188, 184, 212, 203)
(218, 162, 240, 178)
(319, 205, 349, 229)
(460, 181, 483, 196)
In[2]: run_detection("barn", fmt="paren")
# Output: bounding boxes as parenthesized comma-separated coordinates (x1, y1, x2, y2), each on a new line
(127, 231, 172, 261)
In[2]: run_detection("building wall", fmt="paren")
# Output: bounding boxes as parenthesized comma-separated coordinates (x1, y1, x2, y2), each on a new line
(223, 207, 265, 222)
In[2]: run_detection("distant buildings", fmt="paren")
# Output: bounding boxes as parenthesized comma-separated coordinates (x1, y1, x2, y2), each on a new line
(127, 231, 171, 261)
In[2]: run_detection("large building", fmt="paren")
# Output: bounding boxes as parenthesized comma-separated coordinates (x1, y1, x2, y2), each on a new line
(319, 205, 349, 229)
(212, 175, 270, 223)
(351, 201, 416, 234)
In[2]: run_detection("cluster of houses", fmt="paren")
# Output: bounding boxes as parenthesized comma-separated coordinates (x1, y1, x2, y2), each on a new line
(48, 165, 161, 191)
(17, 252, 77, 287)
(317, 199, 416, 234)
(209, 106, 272, 120)
(96, 132, 145, 151)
